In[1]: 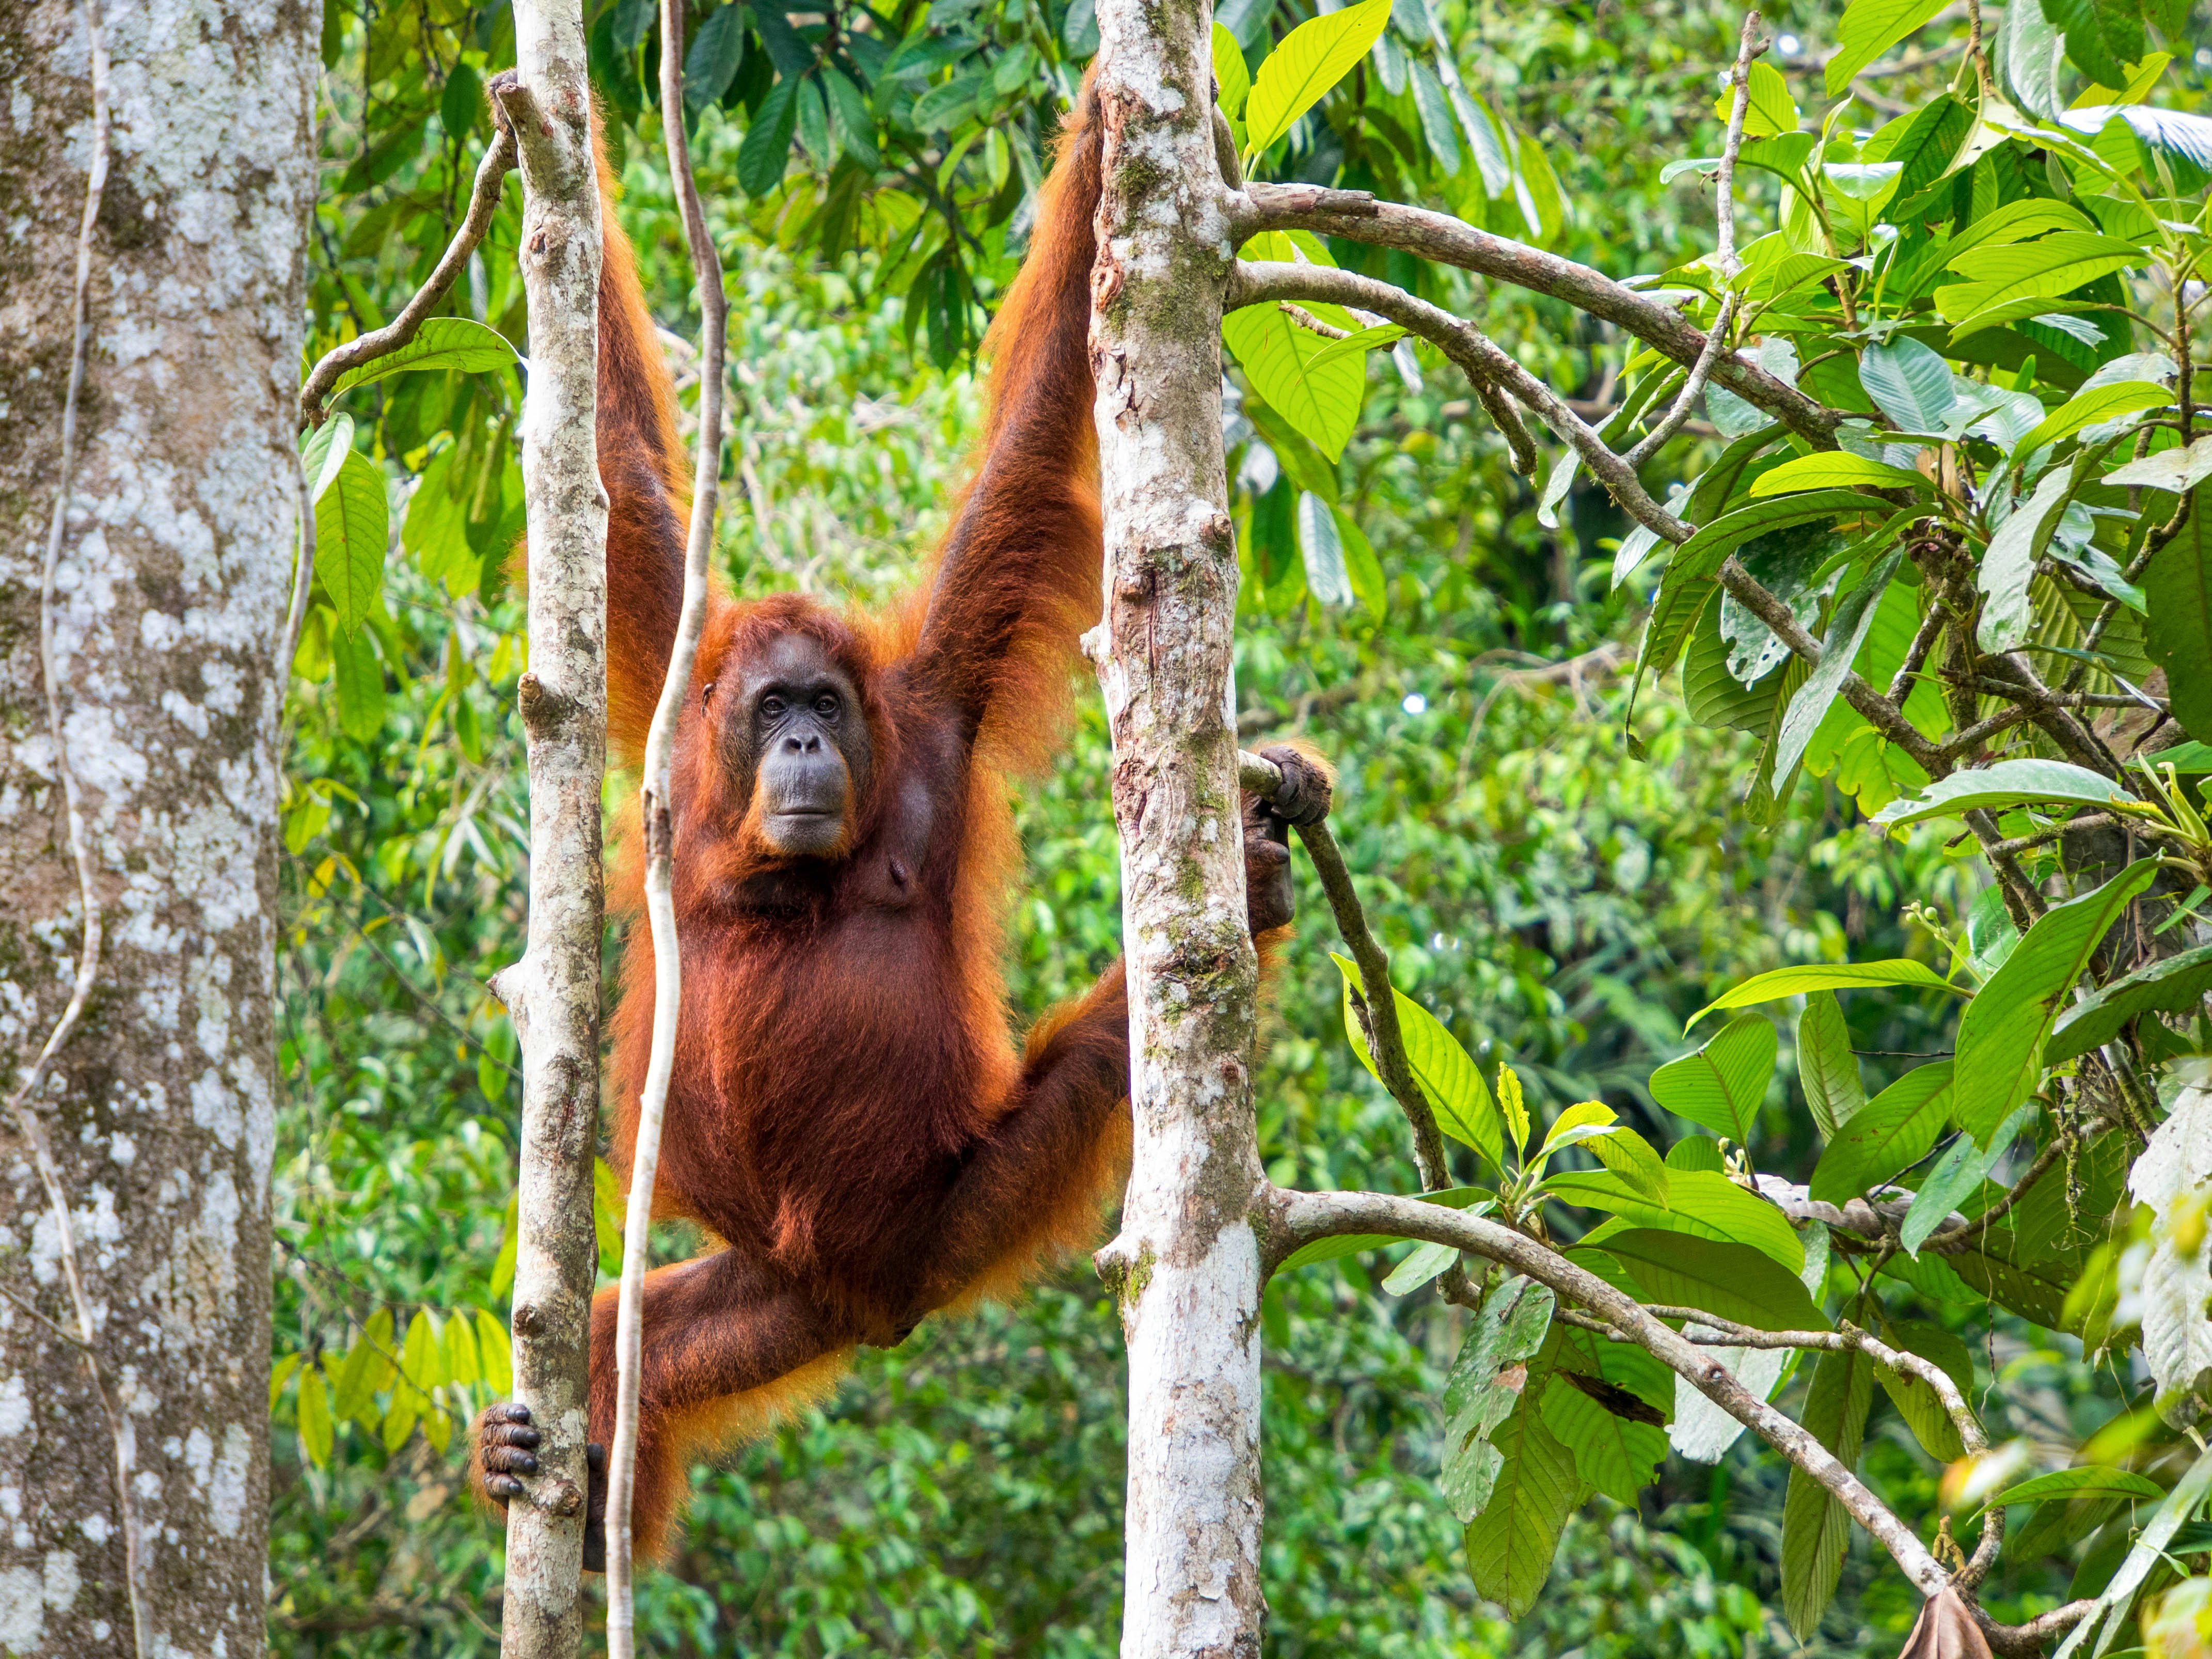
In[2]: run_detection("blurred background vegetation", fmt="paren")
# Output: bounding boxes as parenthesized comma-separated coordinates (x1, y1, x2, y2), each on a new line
(275, 0, 2205, 1649)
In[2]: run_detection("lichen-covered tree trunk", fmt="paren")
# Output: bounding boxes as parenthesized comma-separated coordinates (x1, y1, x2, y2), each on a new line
(485, 5, 608, 1654)
(1082, 5, 1265, 1656)
(0, 0, 315, 1652)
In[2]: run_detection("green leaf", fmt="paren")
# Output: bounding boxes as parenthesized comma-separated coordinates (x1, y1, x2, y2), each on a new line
(443, 1308, 481, 1389)
(328, 623, 387, 743)
(1950, 1233, 2075, 1325)
(1649, 1014, 1776, 1142)
(594, 1156, 625, 1277)
(1497, 1065, 1529, 1160)
(2048, 942, 2212, 1064)
(1935, 232, 2145, 320)
(1550, 1168, 1804, 1274)
(1224, 295, 1365, 463)
(1747, 453, 1930, 497)
(402, 1308, 440, 1391)
(298, 1366, 334, 1468)
(738, 73, 804, 196)
(1715, 59, 1799, 136)
(1978, 465, 2079, 651)
(491, 1192, 518, 1302)
(1870, 757, 2138, 829)
(1781, 1344, 1873, 1638)
(1304, 322, 1409, 374)
(319, 447, 390, 635)
(1332, 954, 1506, 1169)
(1797, 992, 1865, 1139)
(2014, 380, 2172, 457)
(1809, 1062, 1955, 1204)
(1989, 1467, 2166, 1508)
(300, 409, 355, 499)
(684, 3, 747, 110)
(1825, 0, 1953, 95)
(2142, 497, 2211, 742)
(1587, 1125, 1670, 1203)
(1383, 1239, 1461, 1294)
(1859, 336, 1957, 433)
(1673, 493, 1884, 579)
(1442, 1277, 1556, 1521)
(475, 1309, 514, 1396)
(1275, 1187, 1494, 1272)
(1464, 1394, 1580, 1619)
(1775, 551, 1903, 793)
(1335, 507, 1387, 622)
(1901, 1103, 2034, 1255)
(2052, 1445, 2212, 1659)
(1882, 93, 1978, 195)
(269, 1350, 304, 1411)
(1690, 957, 1962, 1028)
(1593, 1230, 1828, 1331)
(1538, 1098, 1616, 1159)
(1666, 1136, 1726, 1173)
(1952, 862, 2158, 1142)
(333, 1308, 396, 1427)
(1540, 1372, 1668, 1504)
(2105, 433, 2212, 494)
(1242, 0, 1393, 154)
(327, 317, 519, 399)
(1875, 1319, 1974, 1461)
(1409, 60, 1462, 175)
(1212, 22, 1250, 124)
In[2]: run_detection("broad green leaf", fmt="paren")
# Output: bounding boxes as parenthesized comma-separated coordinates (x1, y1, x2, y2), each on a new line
(1409, 60, 1461, 175)
(299, 409, 354, 500)
(1942, 197, 2097, 262)
(594, 1156, 625, 1276)
(1901, 1102, 2033, 1255)
(298, 1366, 334, 1468)
(2104, 433, 2212, 493)
(1714, 59, 1799, 136)
(1497, 1065, 1529, 1158)
(2014, 380, 2172, 457)
(1809, 1062, 1955, 1204)
(1540, 1372, 1668, 1503)
(737, 73, 803, 195)
(1304, 322, 1409, 374)
(1952, 861, 2158, 1142)
(1224, 297, 1365, 462)
(328, 622, 387, 742)
(1464, 1393, 1579, 1619)
(2052, 1445, 2212, 1659)
(684, 3, 747, 110)
(1990, 1467, 2166, 1508)
(1690, 958, 1962, 1028)
(1875, 1319, 1976, 1461)
(1593, 1229, 1828, 1331)
(1650, 1013, 1776, 1142)
(1588, 1125, 1670, 1203)
(1797, 991, 1865, 1138)
(327, 317, 519, 399)
(1950, 1234, 2076, 1325)
(1978, 465, 2078, 651)
(1551, 1168, 1804, 1274)
(1859, 336, 1956, 433)
(1211, 21, 1250, 123)
(402, 1307, 440, 1391)
(319, 446, 390, 635)
(1672, 492, 1884, 578)
(1333, 954, 1506, 1168)
(1879, 93, 1978, 195)
(1539, 1099, 1615, 1158)
(1825, 0, 1952, 95)
(382, 1381, 419, 1453)
(2143, 498, 2211, 742)
(1774, 550, 1903, 791)
(2048, 942, 2212, 1064)
(1442, 1277, 1556, 1521)
(1242, 0, 1393, 154)
(1781, 1344, 1873, 1638)
(475, 1309, 514, 1395)
(491, 1192, 518, 1301)
(1747, 453, 1929, 497)
(1666, 1136, 1726, 1174)
(1935, 232, 2144, 320)
(1383, 1239, 1461, 1294)
(1335, 506, 1387, 621)
(334, 1308, 396, 1427)
(444, 1308, 482, 1389)
(269, 1350, 304, 1411)
(2000, 0, 2067, 117)
(1297, 490, 1351, 604)
(1870, 757, 2138, 829)
(1275, 1187, 1494, 1272)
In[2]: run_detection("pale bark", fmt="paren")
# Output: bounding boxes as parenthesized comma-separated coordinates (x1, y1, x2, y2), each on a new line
(0, 0, 314, 1650)
(483, 13, 608, 1656)
(1083, 5, 1266, 1655)
(604, 8, 726, 1645)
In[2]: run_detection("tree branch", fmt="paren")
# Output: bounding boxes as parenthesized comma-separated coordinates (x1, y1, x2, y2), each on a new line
(1227, 262, 1693, 544)
(299, 127, 517, 429)
(1235, 184, 1842, 445)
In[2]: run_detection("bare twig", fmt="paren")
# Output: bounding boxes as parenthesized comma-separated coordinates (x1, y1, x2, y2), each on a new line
(1236, 183, 1842, 445)
(11, 6, 150, 1649)
(277, 454, 319, 680)
(1227, 263, 1694, 544)
(605, 4, 729, 1645)
(298, 126, 517, 429)
(1266, 1187, 2087, 1657)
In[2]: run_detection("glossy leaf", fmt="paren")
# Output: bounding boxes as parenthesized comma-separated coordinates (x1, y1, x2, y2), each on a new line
(1978, 465, 2078, 650)
(1211, 21, 1250, 123)
(1224, 292, 1365, 463)
(1333, 954, 1506, 1168)
(2014, 380, 2171, 457)
(1551, 1168, 1804, 1273)
(1824, 0, 1952, 95)
(1774, 551, 1902, 782)
(1952, 862, 2157, 1142)
(1650, 1013, 1776, 1142)
(1690, 957, 1961, 1027)
(1990, 1466, 2165, 1508)
(1870, 758, 2138, 830)
(2048, 942, 2212, 1063)
(1242, 0, 1393, 154)
(1540, 1370, 1667, 1503)
(1747, 452, 1929, 497)
(1587, 1125, 1670, 1202)
(327, 317, 519, 399)
(1859, 336, 1956, 433)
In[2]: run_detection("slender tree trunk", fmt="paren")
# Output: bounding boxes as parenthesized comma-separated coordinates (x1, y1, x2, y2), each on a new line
(1082, 6, 1265, 1656)
(485, 8, 607, 1655)
(0, 0, 314, 1652)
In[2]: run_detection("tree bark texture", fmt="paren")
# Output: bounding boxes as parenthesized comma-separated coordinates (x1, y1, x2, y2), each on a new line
(1082, 7, 1263, 1656)
(0, 0, 315, 1652)
(485, 8, 608, 1655)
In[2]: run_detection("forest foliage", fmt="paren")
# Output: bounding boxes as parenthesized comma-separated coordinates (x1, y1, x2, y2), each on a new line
(274, 0, 2210, 1649)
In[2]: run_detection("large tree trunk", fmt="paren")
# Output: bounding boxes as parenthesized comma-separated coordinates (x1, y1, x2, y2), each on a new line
(0, 0, 315, 1653)
(1082, 5, 1266, 1656)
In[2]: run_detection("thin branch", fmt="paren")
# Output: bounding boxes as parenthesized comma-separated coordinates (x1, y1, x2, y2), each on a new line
(277, 454, 319, 681)
(298, 126, 517, 429)
(1238, 751, 1449, 1192)
(1227, 263, 1693, 544)
(1236, 183, 1842, 445)
(606, 11, 729, 1646)
(1887, 602, 1946, 706)
(1265, 1187, 2084, 1657)
(1711, 13, 1764, 283)
(14, 6, 150, 1648)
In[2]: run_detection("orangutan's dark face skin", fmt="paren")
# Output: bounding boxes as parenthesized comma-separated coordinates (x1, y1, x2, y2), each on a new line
(710, 633, 874, 858)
